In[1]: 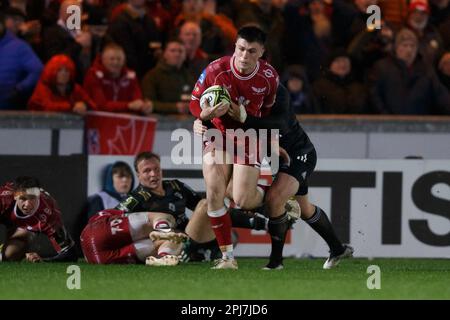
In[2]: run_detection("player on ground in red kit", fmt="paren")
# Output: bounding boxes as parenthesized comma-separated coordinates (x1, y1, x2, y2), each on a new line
(80, 208, 187, 265)
(0, 176, 77, 262)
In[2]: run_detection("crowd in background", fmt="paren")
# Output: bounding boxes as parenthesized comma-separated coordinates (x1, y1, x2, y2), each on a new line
(0, 0, 449, 115)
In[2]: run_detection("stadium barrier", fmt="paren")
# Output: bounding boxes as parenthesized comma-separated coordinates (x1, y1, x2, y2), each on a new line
(159, 159, 449, 258)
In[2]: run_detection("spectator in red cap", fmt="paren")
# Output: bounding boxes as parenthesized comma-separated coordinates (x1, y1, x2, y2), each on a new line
(28, 54, 95, 114)
(408, 0, 432, 31)
(410, 0, 431, 13)
(407, 0, 444, 64)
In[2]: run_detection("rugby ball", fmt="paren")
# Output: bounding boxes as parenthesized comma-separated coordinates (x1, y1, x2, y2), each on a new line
(200, 85, 231, 109)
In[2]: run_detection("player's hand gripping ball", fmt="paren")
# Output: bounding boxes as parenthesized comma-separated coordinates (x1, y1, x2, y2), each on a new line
(200, 85, 231, 109)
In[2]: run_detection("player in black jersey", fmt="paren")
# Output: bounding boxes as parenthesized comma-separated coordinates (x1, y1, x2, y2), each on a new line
(116, 151, 269, 262)
(258, 84, 353, 270)
(195, 84, 353, 269)
(116, 152, 202, 231)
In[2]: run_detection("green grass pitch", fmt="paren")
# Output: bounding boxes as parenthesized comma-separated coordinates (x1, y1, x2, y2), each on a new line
(1, 258, 449, 300)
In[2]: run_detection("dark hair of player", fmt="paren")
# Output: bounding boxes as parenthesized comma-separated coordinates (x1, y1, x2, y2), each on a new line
(112, 161, 133, 178)
(12, 176, 41, 191)
(237, 25, 267, 46)
(134, 152, 161, 172)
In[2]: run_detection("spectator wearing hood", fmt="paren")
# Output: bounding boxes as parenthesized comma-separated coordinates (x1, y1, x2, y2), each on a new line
(28, 54, 95, 114)
(312, 49, 368, 114)
(282, 65, 318, 114)
(86, 161, 134, 219)
(83, 43, 153, 114)
(370, 28, 450, 114)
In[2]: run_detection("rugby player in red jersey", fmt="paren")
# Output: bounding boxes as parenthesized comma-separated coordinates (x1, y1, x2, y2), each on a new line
(0, 176, 77, 262)
(80, 208, 187, 265)
(190, 26, 279, 269)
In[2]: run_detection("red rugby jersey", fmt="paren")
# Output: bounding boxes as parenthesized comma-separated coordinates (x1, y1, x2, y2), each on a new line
(190, 56, 279, 133)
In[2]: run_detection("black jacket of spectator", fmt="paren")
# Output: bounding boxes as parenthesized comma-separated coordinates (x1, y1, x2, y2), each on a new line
(283, 1, 355, 81)
(415, 24, 444, 65)
(370, 55, 450, 114)
(438, 66, 450, 91)
(235, 1, 285, 73)
(430, 1, 450, 27)
(41, 24, 82, 63)
(313, 70, 368, 114)
(107, 6, 161, 78)
(348, 28, 393, 81)
(439, 18, 450, 50)
(41, 22, 92, 82)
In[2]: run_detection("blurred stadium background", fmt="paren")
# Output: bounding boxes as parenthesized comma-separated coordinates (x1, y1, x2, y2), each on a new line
(1, 0, 449, 300)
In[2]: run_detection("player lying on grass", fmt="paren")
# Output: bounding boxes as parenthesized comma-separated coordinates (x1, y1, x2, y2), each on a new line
(80, 208, 188, 265)
(193, 83, 353, 270)
(112, 151, 272, 263)
(0, 176, 77, 263)
(81, 152, 272, 265)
